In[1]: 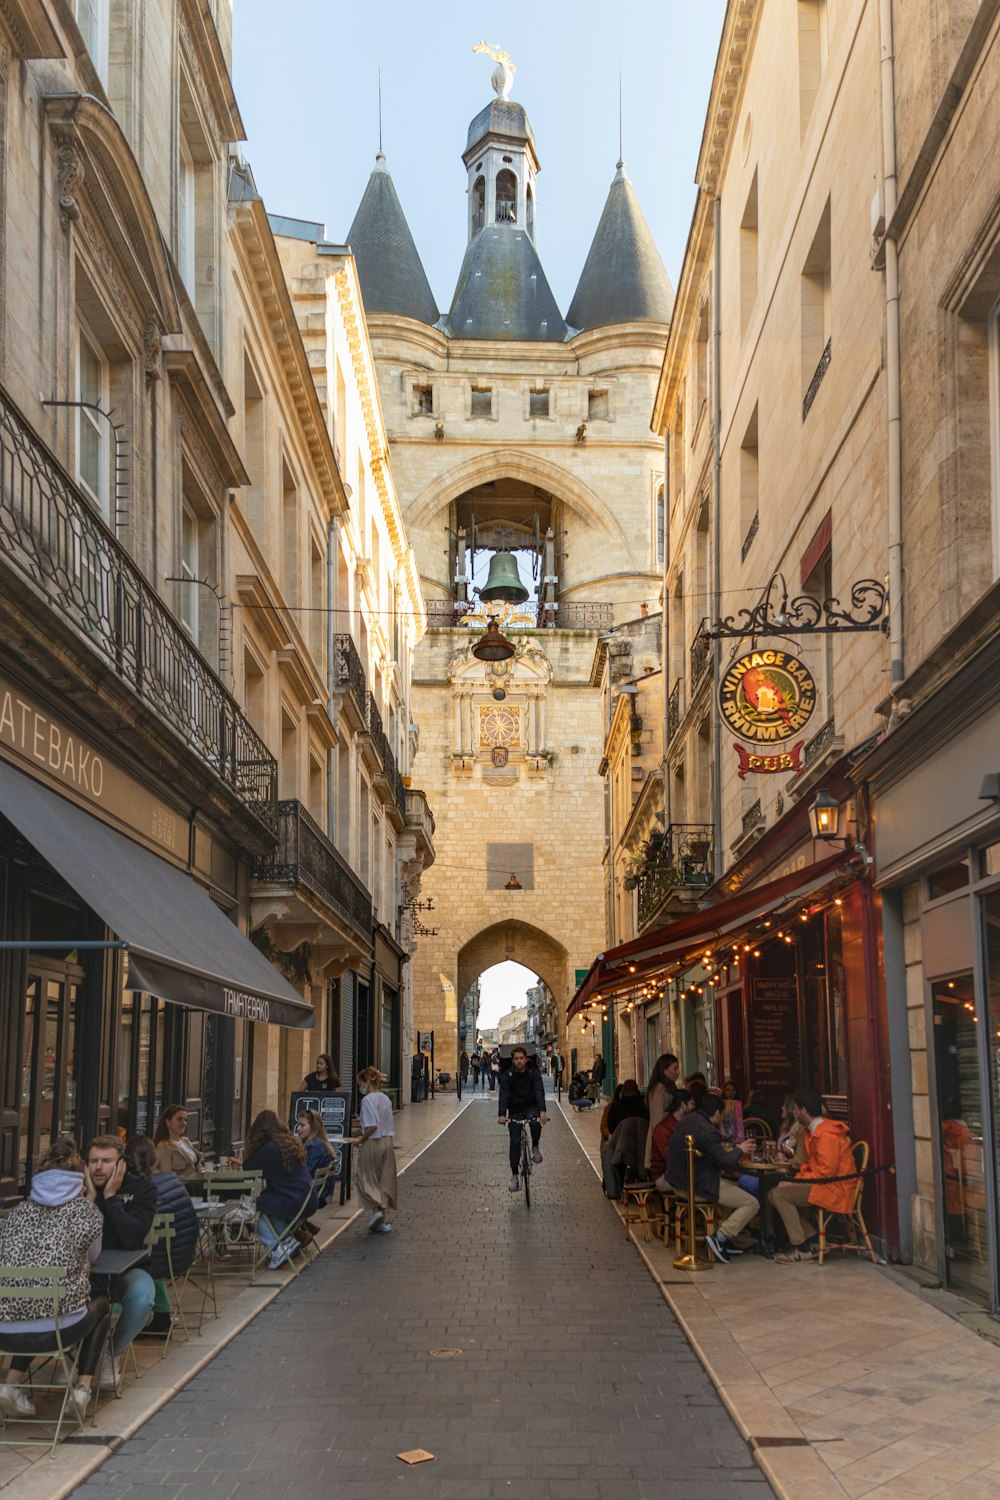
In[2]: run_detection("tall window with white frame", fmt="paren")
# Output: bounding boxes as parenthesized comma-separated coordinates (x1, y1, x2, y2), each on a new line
(179, 501, 199, 638)
(177, 133, 196, 293)
(74, 0, 109, 86)
(655, 485, 665, 568)
(76, 322, 110, 523)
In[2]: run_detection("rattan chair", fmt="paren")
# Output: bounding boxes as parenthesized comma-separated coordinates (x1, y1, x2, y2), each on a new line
(816, 1139, 877, 1265)
(742, 1117, 772, 1141)
(619, 1173, 666, 1243)
(0, 1267, 92, 1455)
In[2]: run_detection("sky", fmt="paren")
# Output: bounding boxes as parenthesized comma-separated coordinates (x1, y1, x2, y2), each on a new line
(232, 1, 727, 313)
(477, 961, 538, 1031)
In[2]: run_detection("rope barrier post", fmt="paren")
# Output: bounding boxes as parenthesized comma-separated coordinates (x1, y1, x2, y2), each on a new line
(674, 1134, 711, 1273)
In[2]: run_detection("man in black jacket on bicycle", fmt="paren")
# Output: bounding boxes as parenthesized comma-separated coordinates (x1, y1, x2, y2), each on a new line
(498, 1046, 548, 1192)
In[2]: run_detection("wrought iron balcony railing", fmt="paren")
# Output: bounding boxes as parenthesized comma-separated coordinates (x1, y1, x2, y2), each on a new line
(0, 386, 277, 831)
(636, 823, 714, 929)
(690, 619, 711, 691)
(334, 631, 367, 709)
(423, 598, 614, 631)
(667, 677, 682, 742)
(253, 799, 372, 941)
(367, 692, 386, 756)
(803, 338, 832, 420)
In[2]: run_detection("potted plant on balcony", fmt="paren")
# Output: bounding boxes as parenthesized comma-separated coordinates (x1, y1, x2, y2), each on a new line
(623, 853, 645, 891)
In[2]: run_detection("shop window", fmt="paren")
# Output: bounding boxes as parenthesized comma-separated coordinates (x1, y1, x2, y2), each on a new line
(928, 859, 970, 900)
(740, 170, 758, 338)
(932, 973, 988, 1299)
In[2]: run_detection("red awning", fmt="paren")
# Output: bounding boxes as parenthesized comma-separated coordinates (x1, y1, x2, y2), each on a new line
(567, 849, 858, 1021)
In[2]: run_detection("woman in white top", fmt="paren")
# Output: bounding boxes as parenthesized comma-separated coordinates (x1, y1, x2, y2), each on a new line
(353, 1067, 397, 1234)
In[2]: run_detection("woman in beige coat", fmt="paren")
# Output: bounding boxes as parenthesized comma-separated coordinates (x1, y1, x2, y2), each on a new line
(153, 1105, 204, 1180)
(352, 1068, 397, 1234)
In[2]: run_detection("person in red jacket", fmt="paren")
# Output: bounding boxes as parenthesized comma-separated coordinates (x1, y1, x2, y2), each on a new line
(768, 1088, 857, 1260)
(650, 1089, 694, 1187)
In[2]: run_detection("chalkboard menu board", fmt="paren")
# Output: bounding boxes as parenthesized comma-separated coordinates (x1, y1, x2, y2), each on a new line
(749, 978, 800, 1095)
(289, 1091, 351, 1188)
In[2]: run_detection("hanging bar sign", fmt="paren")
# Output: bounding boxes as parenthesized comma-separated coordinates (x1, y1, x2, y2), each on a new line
(733, 740, 805, 779)
(719, 651, 816, 742)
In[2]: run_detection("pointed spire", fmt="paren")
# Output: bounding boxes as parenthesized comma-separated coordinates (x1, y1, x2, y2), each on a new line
(566, 166, 674, 332)
(346, 153, 439, 326)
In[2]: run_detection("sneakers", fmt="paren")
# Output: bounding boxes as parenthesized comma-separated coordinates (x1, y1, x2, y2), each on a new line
(69, 1384, 91, 1420)
(705, 1232, 732, 1263)
(267, 1237, 300, 1269)
(0, 1381, 36, 1417)
(367, 1210, 385, 1232)
(98, 1357, 121, 1391)
(508, 1174, 521, 1192)
(376, 1221, 393, 1233)
(531, 1146, 543, 1164)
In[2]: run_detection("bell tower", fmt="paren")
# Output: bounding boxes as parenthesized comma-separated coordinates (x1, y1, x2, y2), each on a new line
(464, 48, 539, 242)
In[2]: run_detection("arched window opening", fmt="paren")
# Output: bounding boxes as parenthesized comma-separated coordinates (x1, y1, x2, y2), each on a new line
(471, 175, 486, 235)
(496, 169, 517, 224)
(526, 185, 535, 239)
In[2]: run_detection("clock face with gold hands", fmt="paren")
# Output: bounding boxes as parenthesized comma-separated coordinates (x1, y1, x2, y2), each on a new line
(479, 705, 519, 748)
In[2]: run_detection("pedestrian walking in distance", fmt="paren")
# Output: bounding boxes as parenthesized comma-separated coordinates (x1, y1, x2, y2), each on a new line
(353, 1067, 397, 1234)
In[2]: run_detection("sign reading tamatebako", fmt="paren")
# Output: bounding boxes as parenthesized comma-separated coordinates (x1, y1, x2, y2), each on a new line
(719, 651, 816, 743)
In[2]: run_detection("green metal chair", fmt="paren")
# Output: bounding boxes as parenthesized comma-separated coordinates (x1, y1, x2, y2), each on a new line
(202, 1170, 263, 1277)
(0, 1266, 92, 1455)
(143, 1213, 189, 1357)
(253, 1173, 327, 1283)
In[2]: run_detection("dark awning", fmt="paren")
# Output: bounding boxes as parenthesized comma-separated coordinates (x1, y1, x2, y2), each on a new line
(567, 849, 858, 1022)
(0, 760, 313, 1029)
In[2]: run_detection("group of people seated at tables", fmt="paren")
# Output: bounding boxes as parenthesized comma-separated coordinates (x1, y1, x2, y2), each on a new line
(0, 1097, 341, 1422)
(599, 1055, 859, 1263)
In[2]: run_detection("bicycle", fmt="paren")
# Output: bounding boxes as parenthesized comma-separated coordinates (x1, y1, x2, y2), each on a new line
(506, 1115, 537, 1208)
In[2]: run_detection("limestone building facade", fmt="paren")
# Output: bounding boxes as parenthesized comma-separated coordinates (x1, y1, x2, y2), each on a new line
(339, 71, 674, 1072)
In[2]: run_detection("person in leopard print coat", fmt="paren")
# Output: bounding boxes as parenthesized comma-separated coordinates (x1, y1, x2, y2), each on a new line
(0, 1137, 111, 1421)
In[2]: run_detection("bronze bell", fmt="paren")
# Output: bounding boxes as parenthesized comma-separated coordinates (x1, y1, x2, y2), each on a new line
(480, 550, 529, 603)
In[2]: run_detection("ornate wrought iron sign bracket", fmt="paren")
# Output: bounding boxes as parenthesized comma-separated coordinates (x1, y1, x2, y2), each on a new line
(705, 573, 888, 640)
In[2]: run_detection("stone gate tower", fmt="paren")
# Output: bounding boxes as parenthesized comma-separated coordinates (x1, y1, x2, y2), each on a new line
(343, 61, 673, 1068)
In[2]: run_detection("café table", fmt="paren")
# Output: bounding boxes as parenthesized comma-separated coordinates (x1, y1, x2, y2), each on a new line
(91, 1246, 151, 1277)
(724, 1155, 794, 1258)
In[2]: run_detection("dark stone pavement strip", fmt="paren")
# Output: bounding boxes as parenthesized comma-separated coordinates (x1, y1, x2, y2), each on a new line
(71, 1099, 772, 1500)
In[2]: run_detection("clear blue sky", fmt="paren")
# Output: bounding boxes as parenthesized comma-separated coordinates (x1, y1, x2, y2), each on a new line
(232, 2, 726, 314)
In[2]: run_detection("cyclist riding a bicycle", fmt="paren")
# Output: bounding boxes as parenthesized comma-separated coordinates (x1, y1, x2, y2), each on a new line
(498, 1045, 548, 1192)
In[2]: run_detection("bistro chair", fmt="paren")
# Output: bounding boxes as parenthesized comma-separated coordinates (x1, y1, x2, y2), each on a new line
(143, 1213, 189, 1357)
(253, 1177, 323, 1283)
(618, 1164, 667, 1244)
(673, 1196, 718, 1256)
(202, 1170, 263, 1275)
(0, 1266, 90, 1455)
(742, 1117, 772, 1142)
(816, 1139, 878, 1265)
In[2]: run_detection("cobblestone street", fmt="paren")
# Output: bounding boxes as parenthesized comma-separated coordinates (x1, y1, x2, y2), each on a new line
(72, 1099, 769, 1500)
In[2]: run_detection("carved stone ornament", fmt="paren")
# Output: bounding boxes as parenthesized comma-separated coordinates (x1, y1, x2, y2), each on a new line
(55, 134, 84, 226)
(143, 321, 162, 383)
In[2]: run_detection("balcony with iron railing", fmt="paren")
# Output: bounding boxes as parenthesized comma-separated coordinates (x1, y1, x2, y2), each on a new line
(423, 598, 615, 632)
(253, 799, 372, 944)
(635, 824, 714, 931)
(0, 385, 277, 834)
(667, 678, 682, 743)
(333, 632, 367, 729)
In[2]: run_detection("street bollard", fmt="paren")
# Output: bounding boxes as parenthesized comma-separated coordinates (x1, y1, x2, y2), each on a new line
(673, 1132, 712, 1272)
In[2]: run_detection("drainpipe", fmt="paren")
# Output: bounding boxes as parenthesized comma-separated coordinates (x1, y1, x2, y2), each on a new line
(880, 0, 904, 691)
(711, 195, 723, 873)
(326, 515, 339, 845)
(662, 433, 671, 834)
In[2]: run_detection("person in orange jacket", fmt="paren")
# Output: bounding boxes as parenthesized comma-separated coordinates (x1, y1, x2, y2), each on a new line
(768, 1088, 857, 1261)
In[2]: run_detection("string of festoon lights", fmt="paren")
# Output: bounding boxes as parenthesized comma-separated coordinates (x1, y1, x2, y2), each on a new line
(573, 892, 847, 1026)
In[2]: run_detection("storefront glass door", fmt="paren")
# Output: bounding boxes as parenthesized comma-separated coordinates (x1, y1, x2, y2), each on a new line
(932, 972, 989, 1298)
(18, 962, 83, 1187)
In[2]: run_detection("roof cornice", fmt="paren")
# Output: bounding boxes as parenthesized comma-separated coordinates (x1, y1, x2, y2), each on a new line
(231, 198, 345, 516)
(695, 0, 758, 193)
(178, 0, 245, 142)
(652, 191, 714, 433)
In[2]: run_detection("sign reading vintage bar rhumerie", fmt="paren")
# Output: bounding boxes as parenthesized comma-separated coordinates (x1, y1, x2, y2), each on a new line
(720, 649, 816, 778)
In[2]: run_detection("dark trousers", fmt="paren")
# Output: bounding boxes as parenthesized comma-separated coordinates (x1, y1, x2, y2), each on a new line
(508, 1117, 542, 1173)
(3, 1295, 111, 1377)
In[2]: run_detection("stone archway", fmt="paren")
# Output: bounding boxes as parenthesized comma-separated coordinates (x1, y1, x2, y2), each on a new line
(456, 920, 570, 1018)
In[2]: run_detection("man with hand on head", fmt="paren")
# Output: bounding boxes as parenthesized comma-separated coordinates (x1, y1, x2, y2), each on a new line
(87, 1135, 157, 1389)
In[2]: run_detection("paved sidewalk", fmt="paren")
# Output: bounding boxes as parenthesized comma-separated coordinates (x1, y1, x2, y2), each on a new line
(71, 1098, 770, 1500)
(0, 1090, 470, 1499)
(563, 1099, 1000, 1500)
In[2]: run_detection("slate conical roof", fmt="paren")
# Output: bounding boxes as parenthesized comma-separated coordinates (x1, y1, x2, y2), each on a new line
(446, 224, 567, 342)
(567, 163, 674, 332)
(346, 154, 439, 326)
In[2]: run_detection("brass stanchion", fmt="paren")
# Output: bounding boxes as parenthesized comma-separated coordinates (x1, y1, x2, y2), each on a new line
(673, 1133, 712, 1272)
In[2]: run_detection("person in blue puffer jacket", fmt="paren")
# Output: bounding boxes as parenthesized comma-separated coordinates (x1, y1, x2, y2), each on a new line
(124, 1136, 199, 1336)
